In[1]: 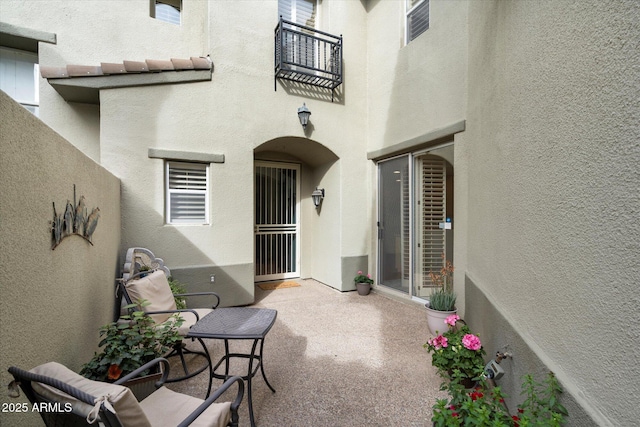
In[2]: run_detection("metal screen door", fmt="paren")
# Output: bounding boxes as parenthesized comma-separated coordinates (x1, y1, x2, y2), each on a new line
(254, 162, 300, 281)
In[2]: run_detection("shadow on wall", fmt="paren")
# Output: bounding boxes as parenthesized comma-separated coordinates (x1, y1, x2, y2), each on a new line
(0, 91, 121, 427)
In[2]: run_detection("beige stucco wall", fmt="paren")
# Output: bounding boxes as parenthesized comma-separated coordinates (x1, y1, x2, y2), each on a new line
(365, 0, 469, 302)
(1, 0, 372, 297)
(0, 91, 121, 426)
(464, 0, 640, 425)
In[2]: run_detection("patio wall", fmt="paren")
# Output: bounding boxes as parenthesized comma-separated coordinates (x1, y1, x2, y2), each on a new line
(0, 91, 121, 427)
(463, 1, 640, 426)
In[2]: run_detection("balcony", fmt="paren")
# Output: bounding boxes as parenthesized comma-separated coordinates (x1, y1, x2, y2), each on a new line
(274, 18, 343, 100)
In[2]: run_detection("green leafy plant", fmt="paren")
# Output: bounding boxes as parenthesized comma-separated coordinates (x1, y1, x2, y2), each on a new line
(424, 314, 486, 380)
(168, 276, 187, 309)
(80, 300, 184, 382)
(354, 270, 374, 285)
(432, 372, 568, 426)
(428, 258, 456, 311)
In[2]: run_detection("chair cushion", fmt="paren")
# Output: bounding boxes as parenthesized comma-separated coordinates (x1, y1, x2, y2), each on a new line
(30, 362, 151, 427)
(140, 386, 231, 427)
(126, 270, 177, 324)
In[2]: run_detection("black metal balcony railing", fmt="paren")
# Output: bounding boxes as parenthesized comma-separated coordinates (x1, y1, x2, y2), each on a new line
(275, 17, 343, 100)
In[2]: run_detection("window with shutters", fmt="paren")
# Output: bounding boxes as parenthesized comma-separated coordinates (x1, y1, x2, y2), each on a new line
(279, 0, 317, 29)
(406, 0, 429, 44)
(0, 47, 39, 115)
(151, 0, 181, 25)
(166, 162, 209, 225)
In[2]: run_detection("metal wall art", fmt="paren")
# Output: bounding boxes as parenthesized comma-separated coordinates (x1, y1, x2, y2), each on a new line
(50, 185, 100, 250)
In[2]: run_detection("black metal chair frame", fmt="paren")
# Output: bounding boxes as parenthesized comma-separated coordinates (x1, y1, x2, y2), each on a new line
(116, 273, 219, 396)
(8, 358, 244, 427)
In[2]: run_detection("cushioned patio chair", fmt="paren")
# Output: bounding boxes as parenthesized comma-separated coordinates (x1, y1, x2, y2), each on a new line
(115, 246, 223, 395)
(118, 268, 218, 395)
(7, 358, 244, 427)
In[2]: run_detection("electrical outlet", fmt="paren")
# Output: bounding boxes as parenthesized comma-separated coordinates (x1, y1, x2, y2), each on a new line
(484, 359, 504, 380)
(210, 275, 215, 283)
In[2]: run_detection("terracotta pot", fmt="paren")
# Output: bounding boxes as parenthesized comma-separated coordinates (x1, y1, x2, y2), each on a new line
(356, 282, 371, 295)
(425, 303, 457, 335)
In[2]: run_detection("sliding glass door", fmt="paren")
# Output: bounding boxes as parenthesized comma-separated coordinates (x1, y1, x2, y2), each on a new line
(377, 144, 454, 299)
(378, 156, 410, 293)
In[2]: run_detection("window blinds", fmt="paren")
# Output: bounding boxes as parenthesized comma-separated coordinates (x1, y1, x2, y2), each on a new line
(167, 162, 208, 224)
(407, 0, 429, 42)
(279, 0, 316, 28)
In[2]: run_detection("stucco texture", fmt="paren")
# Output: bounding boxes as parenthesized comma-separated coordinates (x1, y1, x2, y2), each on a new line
(464, 1, 640, 425)
(0, 92, 121, 426)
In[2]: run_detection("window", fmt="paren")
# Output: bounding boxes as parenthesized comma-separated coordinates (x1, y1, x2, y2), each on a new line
(166, 162, 209, 224)
(406, 0, 429, 43)
(152, 0, 181, 25)
(278, 0, 317, 28)
(0, 47, 39, 115)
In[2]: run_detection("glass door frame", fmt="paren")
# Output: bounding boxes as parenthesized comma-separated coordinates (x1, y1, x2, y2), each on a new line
(376, 142, 454, 302)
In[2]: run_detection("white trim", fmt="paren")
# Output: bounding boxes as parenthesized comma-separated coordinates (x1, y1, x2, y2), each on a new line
(165, 161, 209, 225)
(405, 0, 430, 45)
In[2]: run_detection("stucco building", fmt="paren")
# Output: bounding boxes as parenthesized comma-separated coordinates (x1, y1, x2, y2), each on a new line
(1, 1, 638, 426)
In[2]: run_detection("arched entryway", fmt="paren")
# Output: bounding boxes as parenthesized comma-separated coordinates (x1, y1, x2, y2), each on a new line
(254, 137, 338, 282)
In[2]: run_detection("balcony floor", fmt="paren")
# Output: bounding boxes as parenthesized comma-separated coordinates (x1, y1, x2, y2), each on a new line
(167, 279, 446, 426)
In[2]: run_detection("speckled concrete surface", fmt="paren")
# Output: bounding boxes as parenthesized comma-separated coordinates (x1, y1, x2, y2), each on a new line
(167, 280, 446, 426)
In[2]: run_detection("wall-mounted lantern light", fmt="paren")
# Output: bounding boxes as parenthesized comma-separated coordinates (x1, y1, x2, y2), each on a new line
(297, 103, 311, 129)
(311, 187, 325, 208)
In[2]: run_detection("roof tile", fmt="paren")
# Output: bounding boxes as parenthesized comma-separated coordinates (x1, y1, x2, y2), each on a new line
(123, 60, 149, 73)
(146, 59, 175, 72)
(170, 58, 194, 70)
(101, 62, 127, 74)
(40, 66, 68, 79)
(191, 56, 212, 70)
(67, 65, 103, 77)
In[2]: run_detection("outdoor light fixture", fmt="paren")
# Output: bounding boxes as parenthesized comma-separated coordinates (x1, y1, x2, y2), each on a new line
(311, 187, 325, 208)
(297, 103, 311, 129)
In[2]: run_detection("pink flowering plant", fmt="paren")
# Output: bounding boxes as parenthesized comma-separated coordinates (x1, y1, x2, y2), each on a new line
(432, 372, 568, 426)
(354, 270, 374, 285)
(424, 314, 486, 380)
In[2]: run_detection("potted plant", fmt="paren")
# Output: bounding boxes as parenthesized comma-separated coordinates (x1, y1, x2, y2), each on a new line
(432, 371, 568, 426)
(80, 300, 184, 398)
(354, 270, 374, 295)
(167, 276, 187, 309)
(425, 257, 457, 335)
(424, 314, 486, 388)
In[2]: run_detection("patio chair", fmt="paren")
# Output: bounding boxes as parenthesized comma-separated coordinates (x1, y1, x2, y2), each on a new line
(7, 357, 244, 427)
(117, 267, 217, 394)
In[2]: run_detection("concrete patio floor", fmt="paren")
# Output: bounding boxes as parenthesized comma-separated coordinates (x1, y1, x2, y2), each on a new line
(167, 279, 446, 427)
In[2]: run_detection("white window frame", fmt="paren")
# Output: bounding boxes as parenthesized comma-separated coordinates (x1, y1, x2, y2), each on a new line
(165, 161, 209, 225)
(152, 0, 181, 25)
(0, 46, 39, 115)
(279, 0, 318, 28)
(405, 0, 430, 45)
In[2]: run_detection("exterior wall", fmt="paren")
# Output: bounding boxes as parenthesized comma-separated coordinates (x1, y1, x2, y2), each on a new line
(365, 0, 469, 301)
(1, 0, 638, 424)
(0, 91, 121, 427)
(366, 0, 468, 150)
(2, 0, 371, 297)
(464, 1, 640, 425)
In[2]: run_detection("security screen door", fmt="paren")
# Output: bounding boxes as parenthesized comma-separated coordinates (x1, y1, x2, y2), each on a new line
(254, 162, 300, 281)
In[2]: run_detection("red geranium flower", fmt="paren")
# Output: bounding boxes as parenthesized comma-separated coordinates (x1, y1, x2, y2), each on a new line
(107, 364, 122, 380)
